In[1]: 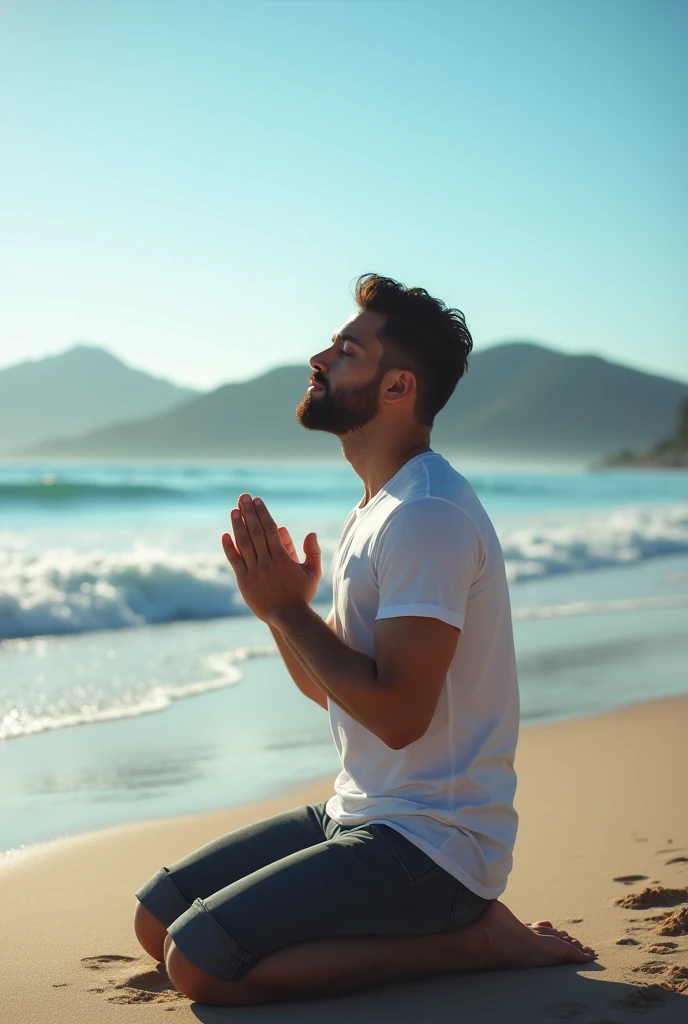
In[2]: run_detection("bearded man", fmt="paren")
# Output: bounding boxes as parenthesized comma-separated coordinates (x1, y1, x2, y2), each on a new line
(134, 273, 595, 1006)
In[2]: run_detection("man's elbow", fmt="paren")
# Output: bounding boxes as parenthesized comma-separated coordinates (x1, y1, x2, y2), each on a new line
(384, 733, 413, 750)
(381, 722, 425, 750)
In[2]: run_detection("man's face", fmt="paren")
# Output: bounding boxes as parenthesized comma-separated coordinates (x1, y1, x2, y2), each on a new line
(296, 310, 389, 435)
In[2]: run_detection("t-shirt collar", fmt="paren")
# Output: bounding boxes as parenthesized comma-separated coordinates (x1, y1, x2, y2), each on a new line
(353, 448, 437, 518)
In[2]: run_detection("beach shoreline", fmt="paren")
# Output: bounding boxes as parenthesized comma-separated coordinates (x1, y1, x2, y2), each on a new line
(4, 545, 688, 856)
(3, 692, 687, 1022)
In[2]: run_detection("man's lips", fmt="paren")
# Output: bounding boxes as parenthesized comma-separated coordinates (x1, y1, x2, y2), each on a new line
(308, 378, 326, 391)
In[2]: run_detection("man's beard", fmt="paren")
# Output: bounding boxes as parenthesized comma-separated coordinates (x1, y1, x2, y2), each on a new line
(295, 370, 385, 436)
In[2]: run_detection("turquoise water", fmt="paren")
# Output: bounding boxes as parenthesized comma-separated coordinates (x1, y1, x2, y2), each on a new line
(1, 458, 687, 851)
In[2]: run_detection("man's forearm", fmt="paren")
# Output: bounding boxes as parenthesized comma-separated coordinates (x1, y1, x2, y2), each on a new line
(268, 625, 328, 710)
(270, 603, 398, 744)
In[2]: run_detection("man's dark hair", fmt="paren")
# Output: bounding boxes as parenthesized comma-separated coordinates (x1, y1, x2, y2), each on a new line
(354, 273, 473, 428)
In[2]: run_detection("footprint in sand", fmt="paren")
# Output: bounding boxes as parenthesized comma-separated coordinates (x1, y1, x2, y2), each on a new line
(542, 1001, 589, 1019)
(666, 856, 688, 865)
(653, 906, 688, 935)
(614, 885, 688, 909)
(81, 954, 185, 1006)
(645, 942, 679, 954)
(616, 937, 640, 945)
(81, 954, 138, 970)
(613, 875, 648, 886)
(632, 959, 675, 976)
(630, 962, 688, 994)
(610, 985, 666, 1012)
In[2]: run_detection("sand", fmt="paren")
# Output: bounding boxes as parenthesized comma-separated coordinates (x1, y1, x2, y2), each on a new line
(3, 694, 687, 1023)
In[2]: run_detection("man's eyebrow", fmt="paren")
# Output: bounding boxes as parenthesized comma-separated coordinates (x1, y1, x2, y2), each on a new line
(332, 332, 364, 347)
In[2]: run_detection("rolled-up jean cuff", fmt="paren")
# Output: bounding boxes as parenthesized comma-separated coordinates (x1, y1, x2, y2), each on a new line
(168, 899, 255, 982)
(135, 867, 193, 929)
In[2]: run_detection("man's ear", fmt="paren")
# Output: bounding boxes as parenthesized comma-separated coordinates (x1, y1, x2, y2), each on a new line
(384, 370, 417, 402)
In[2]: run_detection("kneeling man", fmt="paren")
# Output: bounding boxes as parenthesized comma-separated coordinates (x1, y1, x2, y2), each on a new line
(134, 273, 594, 1006)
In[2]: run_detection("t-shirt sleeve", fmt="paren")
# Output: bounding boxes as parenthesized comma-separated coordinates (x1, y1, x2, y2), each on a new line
(372, 498, 485, 631)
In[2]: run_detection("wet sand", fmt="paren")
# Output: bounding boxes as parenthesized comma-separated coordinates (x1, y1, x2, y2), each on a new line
(2, 694, 687, 1022)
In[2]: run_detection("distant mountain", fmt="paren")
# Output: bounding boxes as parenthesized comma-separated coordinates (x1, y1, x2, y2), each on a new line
(438, 342, 688, 461)
(0, 344, 199, 454)
(12, 342, 688, 463)
(594, 395, 688, 468)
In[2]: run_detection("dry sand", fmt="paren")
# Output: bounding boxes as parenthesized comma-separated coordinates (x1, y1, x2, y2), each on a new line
(3, 694, 687, 1023)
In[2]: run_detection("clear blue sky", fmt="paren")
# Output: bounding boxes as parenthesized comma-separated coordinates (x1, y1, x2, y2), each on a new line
(1, 0, 686, 390)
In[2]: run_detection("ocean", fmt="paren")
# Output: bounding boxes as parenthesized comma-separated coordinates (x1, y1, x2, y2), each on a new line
(1, 456, 687, 854)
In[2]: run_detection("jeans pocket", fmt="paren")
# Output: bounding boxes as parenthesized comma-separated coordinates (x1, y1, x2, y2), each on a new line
(371, 824, 443, 885)
(442, 883, 491, 931)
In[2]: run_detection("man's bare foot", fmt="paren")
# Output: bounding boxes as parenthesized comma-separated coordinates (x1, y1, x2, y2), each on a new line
(524, 920, 589, 953)
(456, 901, 596, 970)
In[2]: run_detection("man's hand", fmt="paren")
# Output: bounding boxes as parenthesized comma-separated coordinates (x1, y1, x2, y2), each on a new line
(221, 493, 322, 623)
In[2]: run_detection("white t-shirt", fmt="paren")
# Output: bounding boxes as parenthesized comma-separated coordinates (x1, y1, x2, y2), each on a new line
(325, 450, 520, 899)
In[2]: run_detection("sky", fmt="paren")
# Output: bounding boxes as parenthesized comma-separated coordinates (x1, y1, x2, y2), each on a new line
(1, 0, 686, 391)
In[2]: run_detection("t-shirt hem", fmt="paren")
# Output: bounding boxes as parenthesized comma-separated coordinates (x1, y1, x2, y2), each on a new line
(375, 603, 465, 630)
(345, 816, 506, 900)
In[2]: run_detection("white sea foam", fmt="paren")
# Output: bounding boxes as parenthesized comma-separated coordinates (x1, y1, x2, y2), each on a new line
(1, 504, 686, 640)
(0, 543, 328, 640)
(0, 643, 276, 740)
(2, 591, 684, 743)
(500, 503, 688, 582)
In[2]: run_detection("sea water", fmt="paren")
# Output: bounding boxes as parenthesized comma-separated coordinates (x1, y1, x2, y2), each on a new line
(1, 457, 687, 851)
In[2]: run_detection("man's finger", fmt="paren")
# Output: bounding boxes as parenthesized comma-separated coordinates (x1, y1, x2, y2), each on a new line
(231, 507, 257, 567)
(302, 532, 322, 577)
(221, 532, 246, 576)
(252, 498, 282, 556)
(278, 526, 298, 561)
(238, 493, 271, 564)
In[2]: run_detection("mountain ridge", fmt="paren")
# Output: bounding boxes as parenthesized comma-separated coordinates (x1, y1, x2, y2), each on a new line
(10, 340, 688, 463)
(6, 339, 688, 460)
(0, 343, 199, 453)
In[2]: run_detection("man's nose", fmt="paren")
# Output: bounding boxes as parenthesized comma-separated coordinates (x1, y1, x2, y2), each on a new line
(309, 352, 329, 374)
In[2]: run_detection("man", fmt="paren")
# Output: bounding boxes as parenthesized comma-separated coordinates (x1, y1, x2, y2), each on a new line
(134, 273, 595, 1006)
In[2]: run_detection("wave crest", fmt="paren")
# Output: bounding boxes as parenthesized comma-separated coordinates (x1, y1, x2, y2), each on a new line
(1, 504, 686, 640)
(501, 504, 688, 582)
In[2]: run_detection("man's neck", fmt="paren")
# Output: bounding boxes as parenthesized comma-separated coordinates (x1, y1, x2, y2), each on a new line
(340, 428, 432, 508)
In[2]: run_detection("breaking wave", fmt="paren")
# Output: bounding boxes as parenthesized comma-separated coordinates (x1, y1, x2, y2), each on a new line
(1, 504, 686, 640)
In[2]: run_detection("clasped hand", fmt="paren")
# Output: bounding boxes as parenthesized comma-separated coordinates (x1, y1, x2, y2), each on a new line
(221, 493, 321, 624)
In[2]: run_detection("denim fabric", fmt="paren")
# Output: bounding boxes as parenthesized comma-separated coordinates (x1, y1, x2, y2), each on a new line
(135, 799, 490, 982)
